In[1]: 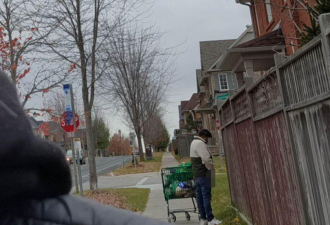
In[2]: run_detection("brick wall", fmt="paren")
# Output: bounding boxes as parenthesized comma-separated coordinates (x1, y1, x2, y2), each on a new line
(252, 0, 317, 55)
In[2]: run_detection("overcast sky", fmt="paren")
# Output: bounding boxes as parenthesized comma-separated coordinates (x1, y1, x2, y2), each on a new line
(110, 0, 252, 137)
(26, 0, 252, 138)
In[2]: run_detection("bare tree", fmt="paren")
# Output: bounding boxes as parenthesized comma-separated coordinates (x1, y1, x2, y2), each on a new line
(143, 111, 163, 145)
(42, 88, 84, 121)
(0, 0, 69, 107)
(102, 25, 175, 161)
(33, 0, 148, 190)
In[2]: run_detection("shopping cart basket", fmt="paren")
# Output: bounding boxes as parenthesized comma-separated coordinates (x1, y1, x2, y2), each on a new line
(161, 163, 198, 223)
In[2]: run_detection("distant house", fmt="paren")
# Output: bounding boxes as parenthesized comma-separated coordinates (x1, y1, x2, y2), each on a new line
(38, 121, 88, 150)
(195, 26, 256, 155)
(178, 101, 188, 129)
(181, 93, 201, 133)
(28, 117, 44, 137)
(214, 28, 285, 87)
(196, 39, 236, 154)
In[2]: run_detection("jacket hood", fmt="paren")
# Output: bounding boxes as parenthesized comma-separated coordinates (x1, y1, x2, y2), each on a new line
(0, 71, 71, 200)
(193, 136, 206, 143)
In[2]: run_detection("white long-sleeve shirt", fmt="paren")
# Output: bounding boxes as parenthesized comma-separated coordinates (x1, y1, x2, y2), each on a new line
(190, 136, 214, 170)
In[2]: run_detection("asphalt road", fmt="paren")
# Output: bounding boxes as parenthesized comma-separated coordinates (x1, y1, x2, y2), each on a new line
(69, 156, 132, 186)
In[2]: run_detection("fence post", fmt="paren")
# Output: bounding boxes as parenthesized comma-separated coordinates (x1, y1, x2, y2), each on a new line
(274, 53, 309, 225)
(319, 13, 330, 75)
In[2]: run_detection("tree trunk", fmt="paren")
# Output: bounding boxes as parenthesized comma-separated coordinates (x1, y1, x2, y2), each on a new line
(136, 129, 145, 161)
(85, 107, 98, 190)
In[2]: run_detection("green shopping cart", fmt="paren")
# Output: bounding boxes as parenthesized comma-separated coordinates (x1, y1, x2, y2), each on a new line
(161, 163, 198, 223)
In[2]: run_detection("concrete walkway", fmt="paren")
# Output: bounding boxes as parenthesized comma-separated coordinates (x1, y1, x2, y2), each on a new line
(71, 172, 162, 193)
(72, 152, 200, 224)
(143, 152, 200, 224)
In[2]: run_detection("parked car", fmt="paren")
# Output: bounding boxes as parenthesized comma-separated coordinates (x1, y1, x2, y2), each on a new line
(66, 149, 86, 165)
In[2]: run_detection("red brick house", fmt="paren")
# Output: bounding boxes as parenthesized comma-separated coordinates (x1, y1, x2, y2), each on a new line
(237, 0, 317, 55)
(178, 100, 189, 130)
(38, 121, 88, 150)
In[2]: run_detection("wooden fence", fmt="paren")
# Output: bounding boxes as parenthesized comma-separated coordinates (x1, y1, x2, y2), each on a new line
(177, 134, 194, 157)
(219, 14, 330, 225)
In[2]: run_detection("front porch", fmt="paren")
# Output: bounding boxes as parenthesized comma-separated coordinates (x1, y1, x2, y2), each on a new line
(214, 29, 286, 88)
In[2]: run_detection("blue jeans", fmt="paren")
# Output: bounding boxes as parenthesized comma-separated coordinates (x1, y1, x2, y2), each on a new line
(195, 176, 214, 222)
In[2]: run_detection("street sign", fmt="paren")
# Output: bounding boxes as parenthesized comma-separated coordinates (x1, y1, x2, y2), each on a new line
(217, 93, 229, 101)
(216, 119, 221, 130)
(129, 132, 136, 147)
(60, 111, 80, 133)
(67, 132, 74, 138)
(63, 84, 72, 110)
(63, 84, 73, 125)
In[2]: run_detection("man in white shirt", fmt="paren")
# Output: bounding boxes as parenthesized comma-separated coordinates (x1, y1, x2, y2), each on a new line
(190, 129, 221, 225)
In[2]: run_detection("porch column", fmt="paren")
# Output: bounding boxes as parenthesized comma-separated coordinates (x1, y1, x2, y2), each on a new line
(244, 60, 255, 87)
(244, 60, 254, 78)
(235, 72, 244, 88)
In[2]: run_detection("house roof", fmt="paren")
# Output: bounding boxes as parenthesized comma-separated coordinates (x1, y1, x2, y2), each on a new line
(208, 26, 255, 72)
(233, 29, 284, 48)
(180, 101, 189, 111)
(28, 117, 43, 129)
(196, 69, 202, 89)
(47, 121, 61, 134)
(230, 25, 254, 48)
(215, 29, 286, 72)
(183, 93, 199, 112)
(200, 39, 236, 71)
(195, 103, 215, 113)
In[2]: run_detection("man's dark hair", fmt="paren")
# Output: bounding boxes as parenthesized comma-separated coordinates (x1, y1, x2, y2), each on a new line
(199, 129, 212, 138)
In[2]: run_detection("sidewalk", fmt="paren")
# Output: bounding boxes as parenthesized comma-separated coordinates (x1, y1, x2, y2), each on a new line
(71, 152, 200, 224)
(70, 172, 162, 193)
(143, 152, 200, 224)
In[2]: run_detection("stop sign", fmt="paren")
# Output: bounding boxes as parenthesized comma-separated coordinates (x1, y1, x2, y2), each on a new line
(216, 119, 220, 130)
(60, 111, 79, 133)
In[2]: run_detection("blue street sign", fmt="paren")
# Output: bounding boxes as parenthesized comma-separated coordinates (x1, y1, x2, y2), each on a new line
(63, 84, 73, 125)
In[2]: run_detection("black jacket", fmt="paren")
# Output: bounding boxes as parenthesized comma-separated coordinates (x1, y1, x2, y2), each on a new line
(0, 195, 165, 225)
(0, 71, 167, 225)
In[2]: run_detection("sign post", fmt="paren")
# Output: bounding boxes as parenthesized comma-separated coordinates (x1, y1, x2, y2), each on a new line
(216, 119, 220, 131)
(62, 84, 83, 196)
(70, 85, 83, 197)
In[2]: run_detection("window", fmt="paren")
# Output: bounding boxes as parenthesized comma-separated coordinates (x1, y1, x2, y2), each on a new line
(265, 0, 273, 23)
(218, 74, 229, 90)
(273, 21, 281, 31)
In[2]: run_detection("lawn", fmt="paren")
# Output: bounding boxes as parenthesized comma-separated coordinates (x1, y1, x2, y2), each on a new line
(111, 152, 164, 175)
(213, 156, 227, 173)
(212, 174, 247, 225)
(83, 188, 150, 213)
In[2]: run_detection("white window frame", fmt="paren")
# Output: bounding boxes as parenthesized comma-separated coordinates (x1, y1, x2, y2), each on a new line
(273, 21, 281, 31)
(265, 0, 273, 23)
(218, 74, 229, 91)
